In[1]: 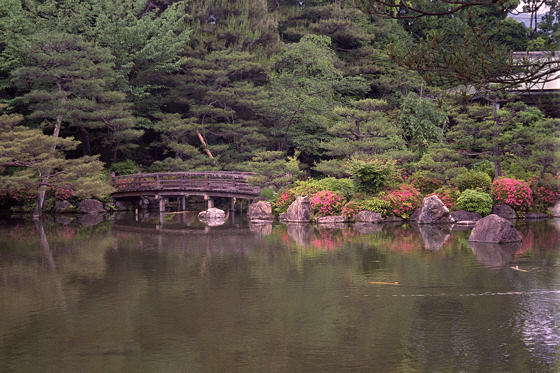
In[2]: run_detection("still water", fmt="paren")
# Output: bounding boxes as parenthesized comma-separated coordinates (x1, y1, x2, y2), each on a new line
(0, 213, 559, 372)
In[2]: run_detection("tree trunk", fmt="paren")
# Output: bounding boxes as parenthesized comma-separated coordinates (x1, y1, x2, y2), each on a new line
(81, 127, 91, 156)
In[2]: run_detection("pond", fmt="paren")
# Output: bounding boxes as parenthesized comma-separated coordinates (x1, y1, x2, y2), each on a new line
(1, 213, 559, 372)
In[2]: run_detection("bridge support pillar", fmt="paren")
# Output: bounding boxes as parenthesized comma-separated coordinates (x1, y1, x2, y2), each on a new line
(179, 196, 187, 211)
(159, 196, 165, 213)
(229, 197, 235, 211)
(204, 194, 214, 209)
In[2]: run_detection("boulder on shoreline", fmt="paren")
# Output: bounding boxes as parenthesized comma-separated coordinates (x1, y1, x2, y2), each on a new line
(468, 214, 522, 243)
(248, 201, 274, 221)
(491, 205, 517, 220)
(286, 196, 311, 222)
(354, 210, 383, 224)
(78, 199, 106, 214)
(417, 195, 455, 225)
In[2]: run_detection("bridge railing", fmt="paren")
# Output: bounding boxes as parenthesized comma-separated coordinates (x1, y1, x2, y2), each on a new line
(111, 171, 260, 196)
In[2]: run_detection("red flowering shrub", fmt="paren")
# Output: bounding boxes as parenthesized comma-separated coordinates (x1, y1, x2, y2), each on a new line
(430, 186, 460, 209)
(342, 201, 363, 220)
(275, 189, 297, 213)
(310, 190, 345, 217)
(532, 184, 560, 211)
(492, 178, 533, 212)
(379, 184, 422, 218)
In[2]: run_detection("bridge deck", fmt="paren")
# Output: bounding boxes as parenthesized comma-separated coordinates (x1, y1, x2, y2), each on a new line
(111, 171, 261, 200)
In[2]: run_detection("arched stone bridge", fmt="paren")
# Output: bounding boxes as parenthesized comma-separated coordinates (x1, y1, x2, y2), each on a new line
(111, 171, 261, 212)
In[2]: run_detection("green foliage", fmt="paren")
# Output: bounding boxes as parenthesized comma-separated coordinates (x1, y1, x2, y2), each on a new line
(408, 170, 444, 195)
(398, 93, 447, 157)
(472, 160, 495, 180)
(259, 188, 276, 201)
(361, 197, 392, 216)
(242, 151, 301, 191)
(110, 160, 141, 176)
(451, 170, 492, 193)
(346, 158, 401, 195)
(456, 189, 493, 216)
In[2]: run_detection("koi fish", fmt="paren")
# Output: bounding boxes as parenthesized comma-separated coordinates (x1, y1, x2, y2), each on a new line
(368, 281, 399, 285)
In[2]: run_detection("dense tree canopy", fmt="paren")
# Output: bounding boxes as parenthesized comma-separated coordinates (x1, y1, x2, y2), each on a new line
(0, 0, 558, 210)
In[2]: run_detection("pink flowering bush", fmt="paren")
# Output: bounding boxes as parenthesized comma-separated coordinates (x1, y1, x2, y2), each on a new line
(342, 201, 363, 220)
(379, 184, 422, 218)
(532, 184, 560, 211)
(492, 177, 533, 212)
(275, 189, 297, 214)
(310, 190, 345, 217)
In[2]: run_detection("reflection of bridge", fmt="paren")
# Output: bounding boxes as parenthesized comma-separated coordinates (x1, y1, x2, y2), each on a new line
(111, 172, 260, 212)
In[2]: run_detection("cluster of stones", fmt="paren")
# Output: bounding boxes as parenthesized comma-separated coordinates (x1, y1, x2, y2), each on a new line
(244, 193, 550, 245)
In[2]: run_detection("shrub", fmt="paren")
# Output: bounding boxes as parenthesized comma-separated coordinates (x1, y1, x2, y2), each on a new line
(456, 189, 493, 216)
(259, 187, 275, 200)
(310, 190, 345, 217)
(532, 184, 560, 212)
(451, 170, 492, 193)
(492, 177, 533, 212)
(361, 197, 392, 216)
(408, 170, 443, 195)
(110, 160, 141, 175)
(472, 160, 495, 180)
(431, 186, 460, 209)
(342, 201, 363, 220)
(275, 189, 297, 214)
(345, 158, 401, 194)
(379, 184, 422, 218)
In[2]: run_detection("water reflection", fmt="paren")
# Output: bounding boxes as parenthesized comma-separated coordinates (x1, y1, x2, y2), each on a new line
(470, 242, 521, 267)
(0, 215, 559, 372)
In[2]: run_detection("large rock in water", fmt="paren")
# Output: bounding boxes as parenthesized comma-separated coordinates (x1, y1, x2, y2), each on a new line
(248, 201, 274, 221)
(468, 214, 522, 243)
(79, 199, 106, 214)
(451, 210, 482, 222)
(286, 196, 311, 222)
(417, 195, 455, 224)
(198, 207, 226, 220)
(354, 210, 383, 224)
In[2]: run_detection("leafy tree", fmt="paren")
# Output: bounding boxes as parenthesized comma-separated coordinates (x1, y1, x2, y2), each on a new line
(315, 98, 411, 176)
(0, 106, 113, 217)
(398, 92, 447, 157)
(11, 32, 141, 162)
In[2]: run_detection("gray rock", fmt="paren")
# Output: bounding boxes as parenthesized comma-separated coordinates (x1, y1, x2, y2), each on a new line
(316, 215, 346, 224)
(78, 199, 106, 214)
(451, 210, 482, 222)
(409, 208, 421, 222)
(248, 201, 274, 221)
(468, 214, 522, 243)
(418, 195, 455, 224)
(354, 210, 383, 224)
(55, 200, 74, 213)
(286, 196, 311, 222)
(491, 204, 517, 220)
(279, 212, 287, 222)
(550, 201, 560, 217)
(384, 215, 403, 223)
